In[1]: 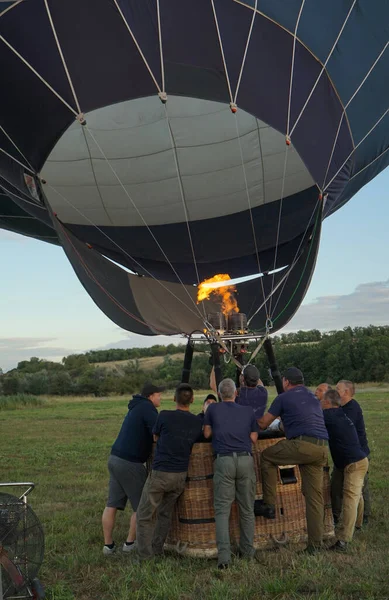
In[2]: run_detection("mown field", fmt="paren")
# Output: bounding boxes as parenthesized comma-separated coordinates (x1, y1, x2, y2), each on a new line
(95, 352, 201, 373)
(0, 389, 388, 600)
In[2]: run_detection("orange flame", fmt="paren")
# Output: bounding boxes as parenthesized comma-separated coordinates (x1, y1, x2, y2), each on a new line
(197, 274, 240, 316)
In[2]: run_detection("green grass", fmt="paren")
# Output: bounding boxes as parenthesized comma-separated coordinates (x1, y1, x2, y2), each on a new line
(0, 393, 47, 410)
(0, 390, 388, 599)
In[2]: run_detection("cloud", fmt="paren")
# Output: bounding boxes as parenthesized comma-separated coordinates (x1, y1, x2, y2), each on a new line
(0, 337, 74, 372)
(284, 280, 389, 331)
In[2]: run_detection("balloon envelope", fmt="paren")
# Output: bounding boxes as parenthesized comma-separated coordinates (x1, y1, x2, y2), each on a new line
(0, 0, 388, 335)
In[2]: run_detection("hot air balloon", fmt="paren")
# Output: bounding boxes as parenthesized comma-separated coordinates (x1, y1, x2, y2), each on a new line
(0, 0, 388, 378)
(2, 0, 388, 558)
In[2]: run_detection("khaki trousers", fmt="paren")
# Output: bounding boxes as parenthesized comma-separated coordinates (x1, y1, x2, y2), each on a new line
(331, 466, 370, 523)
(136, 470, 187, 559)
(213, 454, 256, 565)
(261, 439, 328, 545)
(337, 457, 369, 542)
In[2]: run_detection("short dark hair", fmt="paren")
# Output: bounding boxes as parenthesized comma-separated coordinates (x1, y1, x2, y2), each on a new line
(283, 367, 304, 385)
(175, 383, 194, 406)
(204, 393, 216, 404)
(324, 389, 341, 407)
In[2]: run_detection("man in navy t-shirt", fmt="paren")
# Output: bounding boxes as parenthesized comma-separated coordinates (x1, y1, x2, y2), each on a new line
(136, 384, 202, 560)
(257, 367, 328, 553)
(321, 389, 368, 551)
(236, 364, 268, 420)
(204, 378, 258, 569)
(331, 380, 371, 525)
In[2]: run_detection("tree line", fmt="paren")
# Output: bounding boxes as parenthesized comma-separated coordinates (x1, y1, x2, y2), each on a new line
(0, 325, 388, 397)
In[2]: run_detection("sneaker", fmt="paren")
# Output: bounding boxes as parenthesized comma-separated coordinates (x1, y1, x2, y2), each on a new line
(328, 540, 348, 552)
(103, 543, 116, 556)
(123, 540, 137, 553)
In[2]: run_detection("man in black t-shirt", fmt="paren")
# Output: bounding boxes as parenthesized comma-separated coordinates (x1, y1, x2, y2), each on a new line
(197, 393, 217, 422)
(136, 384, 202, 560)
(321, 389, 368, 551)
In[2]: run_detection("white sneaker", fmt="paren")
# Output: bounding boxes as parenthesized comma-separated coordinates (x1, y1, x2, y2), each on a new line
(122, 540, 137, 553)
(103, 543, 116, 556)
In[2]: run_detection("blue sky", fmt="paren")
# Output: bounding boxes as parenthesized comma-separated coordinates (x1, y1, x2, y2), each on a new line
(1, 169, 388, 371)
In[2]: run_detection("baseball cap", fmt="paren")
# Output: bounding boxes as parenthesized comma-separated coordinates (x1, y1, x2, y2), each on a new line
(204, 393, 217, 403)
(141, 382, 165, 397)
(243, 364, 260, 386)
(283, 367, 304, 385)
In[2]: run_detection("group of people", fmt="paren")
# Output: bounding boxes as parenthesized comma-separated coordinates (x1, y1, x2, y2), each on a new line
(101, 365, 370, 568)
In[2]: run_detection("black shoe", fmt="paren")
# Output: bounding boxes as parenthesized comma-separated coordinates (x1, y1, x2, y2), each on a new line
(333, 514, 339, 526)
(218, 563, 229, 570)
(254, 500, 276, 519)
(329, 540, 348, 552)
(363, 515, 369, 525)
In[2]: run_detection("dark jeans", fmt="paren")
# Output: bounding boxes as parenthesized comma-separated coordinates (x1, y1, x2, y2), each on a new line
(331, 466, 371, 519)
(136, 470, 187, 560)
(261, 438, 328, 545)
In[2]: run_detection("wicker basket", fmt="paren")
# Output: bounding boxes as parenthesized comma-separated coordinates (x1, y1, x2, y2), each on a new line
(161, 436, 334, 557)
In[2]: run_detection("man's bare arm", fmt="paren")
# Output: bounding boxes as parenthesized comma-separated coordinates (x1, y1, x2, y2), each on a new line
(209, 368, 217, 393)
(153, 434, 159, 442)
(203, 425, 212, 439)
(258, 412, 277, 430)
(250, 431, 258, 444)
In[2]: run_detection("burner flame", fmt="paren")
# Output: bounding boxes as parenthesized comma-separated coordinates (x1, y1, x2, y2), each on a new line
(197, 274, 239, 316)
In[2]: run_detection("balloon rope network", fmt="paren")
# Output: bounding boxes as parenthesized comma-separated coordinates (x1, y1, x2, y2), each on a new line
(82, 124, 205, 320)
(233, 113, 269, 318)
(322, 40, 389, 191)
(163, 105, 207, 320)
(0, 0, 388, 341)
(0, 125, 34, 173)
(288, 0, 357, 138)
(45, 182, 204, 323)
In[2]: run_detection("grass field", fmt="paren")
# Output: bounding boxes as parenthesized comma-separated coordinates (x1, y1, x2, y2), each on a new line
(95, 352, 201, 372)
(0, 389, 389, 600)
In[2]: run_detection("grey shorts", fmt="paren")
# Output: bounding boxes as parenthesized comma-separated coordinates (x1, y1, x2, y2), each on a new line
(106, 454, 147, 511)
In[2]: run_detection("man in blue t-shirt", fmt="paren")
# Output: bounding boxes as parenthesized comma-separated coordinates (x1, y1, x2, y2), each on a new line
(136, 384, 202, 560)
(204, 378, 258, 569)
(236, 364, 268, 420)
(257, 367, 328, 553)
(331, 380, 371, 526)
(321, 389, 368, 551)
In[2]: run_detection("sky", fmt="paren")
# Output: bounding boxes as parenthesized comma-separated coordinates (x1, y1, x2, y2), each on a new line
(1, 169, 388, 371)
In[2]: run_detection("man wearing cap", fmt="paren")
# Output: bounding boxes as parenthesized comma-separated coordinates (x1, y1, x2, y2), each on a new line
(101, 382, 164, 555)
(197, 393, 217, 422)
(236, 364, 268, 421)
(257, 367, 329, 553)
